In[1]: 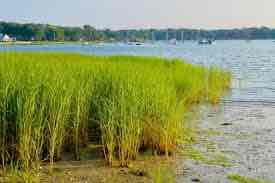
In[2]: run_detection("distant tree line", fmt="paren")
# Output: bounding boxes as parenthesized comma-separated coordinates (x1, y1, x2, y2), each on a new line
(1, 21, 275, 41)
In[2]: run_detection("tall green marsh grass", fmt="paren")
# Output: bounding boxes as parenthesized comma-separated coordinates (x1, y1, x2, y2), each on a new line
(0, 52, 231, 171)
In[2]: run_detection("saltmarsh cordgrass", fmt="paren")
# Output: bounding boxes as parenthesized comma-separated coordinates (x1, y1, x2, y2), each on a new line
(0, 52, 231, 172)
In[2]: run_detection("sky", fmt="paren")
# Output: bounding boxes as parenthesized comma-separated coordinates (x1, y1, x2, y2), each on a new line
(1, 0, 275, 30)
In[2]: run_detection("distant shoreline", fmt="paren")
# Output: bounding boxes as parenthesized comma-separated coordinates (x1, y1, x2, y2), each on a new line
(0, 41, 101, 45)
(1, 21, 275, 43)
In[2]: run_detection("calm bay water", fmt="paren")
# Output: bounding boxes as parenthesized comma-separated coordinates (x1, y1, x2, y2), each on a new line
(1, 40, 275, 103)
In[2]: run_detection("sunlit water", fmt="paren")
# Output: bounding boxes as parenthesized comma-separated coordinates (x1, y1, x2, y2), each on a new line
(1, 40, 275, 103)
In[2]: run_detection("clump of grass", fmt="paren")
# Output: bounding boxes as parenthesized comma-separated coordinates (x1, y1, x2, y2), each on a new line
(5, 162, 40, 183)
(0, 52, 231, 172)
(150, 164, 175, 183)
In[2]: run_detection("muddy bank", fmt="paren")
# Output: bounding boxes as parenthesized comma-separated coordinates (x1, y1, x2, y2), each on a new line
(177, 101, 275, 183)
(0, 156, 175, 183)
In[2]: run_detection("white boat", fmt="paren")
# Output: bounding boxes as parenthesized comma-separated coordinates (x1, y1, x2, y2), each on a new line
(169, 39, 177, 45)
(126, 41, 143, 46)
(198, 39, 213, 45)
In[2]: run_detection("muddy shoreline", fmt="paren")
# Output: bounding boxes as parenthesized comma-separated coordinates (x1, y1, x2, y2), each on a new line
(177, 101, 275, 183)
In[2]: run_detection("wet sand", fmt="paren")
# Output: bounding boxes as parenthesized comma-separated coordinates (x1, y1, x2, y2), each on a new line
(177, 101, 275, 183)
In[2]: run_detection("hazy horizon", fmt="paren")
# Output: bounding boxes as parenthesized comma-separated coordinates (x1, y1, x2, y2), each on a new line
(1, 0, 275, 30)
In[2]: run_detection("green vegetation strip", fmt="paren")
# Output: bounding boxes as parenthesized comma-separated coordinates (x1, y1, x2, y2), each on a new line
(180, 147, 231, 167)
(228, 174, 274, 183)
(0, 52, 230, 179)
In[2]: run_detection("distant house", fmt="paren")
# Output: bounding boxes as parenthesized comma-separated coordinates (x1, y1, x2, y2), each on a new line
(1, 34, 13, 42)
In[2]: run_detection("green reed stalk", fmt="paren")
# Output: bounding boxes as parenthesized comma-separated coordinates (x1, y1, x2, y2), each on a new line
(0, 52, 231, 170)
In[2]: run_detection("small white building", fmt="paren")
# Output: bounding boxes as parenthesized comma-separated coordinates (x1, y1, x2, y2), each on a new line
(1, 34, 13, 42)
